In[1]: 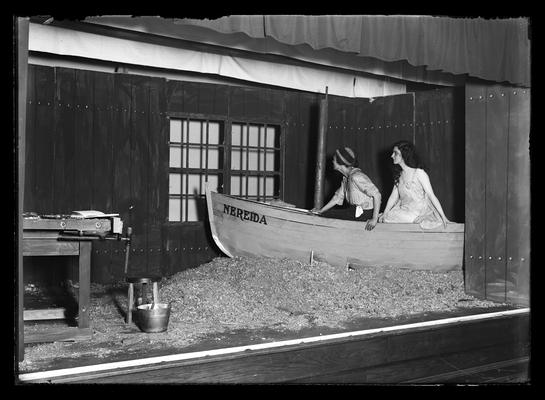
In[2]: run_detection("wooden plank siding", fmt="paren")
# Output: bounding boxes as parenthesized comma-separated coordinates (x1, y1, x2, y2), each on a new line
(53, 68, 76, 214)
(24, 65, 469, 287)
(464, 83, 530, 306)
(415, 89, 465, 223)
(505, 89, 530, 305)
(484, 85, 510, 303)
(465, 84, 488, 299)
(33, 66, 56, 214)
(91, 72, 115, 283)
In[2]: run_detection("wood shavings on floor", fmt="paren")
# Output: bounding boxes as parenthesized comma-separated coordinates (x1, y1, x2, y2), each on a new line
(19, 256, 510, 372)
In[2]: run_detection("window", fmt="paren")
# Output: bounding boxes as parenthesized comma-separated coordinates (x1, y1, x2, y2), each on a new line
(168, 118, 224, 222)
(230, 122, 280, 201)
(168, 117, 282, 222)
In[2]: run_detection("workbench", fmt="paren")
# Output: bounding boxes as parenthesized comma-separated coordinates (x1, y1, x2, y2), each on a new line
(22, 216, 121, 344)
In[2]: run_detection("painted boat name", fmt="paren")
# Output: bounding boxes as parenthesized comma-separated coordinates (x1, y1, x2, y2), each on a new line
(223, 204, 267, 225)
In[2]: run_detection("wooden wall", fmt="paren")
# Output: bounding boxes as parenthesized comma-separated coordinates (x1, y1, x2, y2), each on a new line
(465, 83, 530, 306)
(23, 65, 465, 284)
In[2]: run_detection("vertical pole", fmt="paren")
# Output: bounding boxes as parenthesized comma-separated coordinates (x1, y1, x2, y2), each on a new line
(78, 242, 91, 329)
(16, 16, 29, 365)
(313, 87, 328, 210)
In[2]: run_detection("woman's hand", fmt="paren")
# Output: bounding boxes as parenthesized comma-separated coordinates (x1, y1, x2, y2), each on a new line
(377, 212, 385, 223)
(365, 218, 378, 231)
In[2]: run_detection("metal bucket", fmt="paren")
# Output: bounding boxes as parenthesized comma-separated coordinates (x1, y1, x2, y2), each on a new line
(136, 303, 171, 333)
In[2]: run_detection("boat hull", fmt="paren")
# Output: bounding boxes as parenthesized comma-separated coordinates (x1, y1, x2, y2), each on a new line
(206, 187, 464, 272)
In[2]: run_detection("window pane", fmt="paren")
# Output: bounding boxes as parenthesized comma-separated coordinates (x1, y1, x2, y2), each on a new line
(169, 146, 182, 168)
(169, 198, 181, 221)
(230, 176, 245, 196)
(248, 149, 258, 170)
(265, 126, 276, 147)
(204, 147, 219, 169)
(169, 173, 181, 194)
(248, 125, 259, 146)
(188, 120, 202, 143)
(241, 124, 248, 146)
(264, 176, 275, 196)
(182, 120, 188, 143)
(186, 174, 202, 196)
(247, 176, 258, 196)
(208, 122, 220, 144)
(170, 119, 182, 143)
(186, 145, 202, 168)
(265, 150, 275, 171)
(232, 123, 242, 146)
(231, 148, 244, 170)
(205, 174, 219, 192)
(182, 198, 199, 222)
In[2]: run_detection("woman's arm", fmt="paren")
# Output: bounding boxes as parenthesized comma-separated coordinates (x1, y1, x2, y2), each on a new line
(365, 192, 381, 230)
(312, 197, 339, 214)
(352, 177, 382, 230)
(416, 169, 449, 228)
(311, 182, 344, 214)
(378, 186, 399, 222)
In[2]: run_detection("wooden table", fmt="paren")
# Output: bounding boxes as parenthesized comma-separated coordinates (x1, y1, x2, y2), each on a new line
(22, 230, 93, 343)
(21, 217, 116, 344)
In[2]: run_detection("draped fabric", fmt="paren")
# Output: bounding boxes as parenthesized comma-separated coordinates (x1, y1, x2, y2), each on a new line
(84, 15, 465, 88)
(29, 23, 407, 98)
(177, 15, 530, 87)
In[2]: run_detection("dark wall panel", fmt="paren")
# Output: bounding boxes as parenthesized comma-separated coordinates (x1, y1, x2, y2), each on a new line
(92, 72, 115, 213)
(415, 89, 464, 223)
(32, 66, 54, 213)
(90, 71, 115, 283)
(464, 84, 487, 298)
(506, 89, 530, 305)
(111, 74, 133, 279)
(53, 68, 76, 214)
(366, 97, 387, 198)
(354, 98, 371, 179)
(484, 85, 509, 303)
(74, 69, 95, 210)
(147, 77, 167, 276)
(130, 76, 151, 276)
(282, 92, 301, 207)
(464, 83, 530, 306)
(24, 64, 36, 213)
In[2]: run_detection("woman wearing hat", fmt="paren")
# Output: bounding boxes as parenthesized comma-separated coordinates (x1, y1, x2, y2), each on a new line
(311, 147, 381, 231)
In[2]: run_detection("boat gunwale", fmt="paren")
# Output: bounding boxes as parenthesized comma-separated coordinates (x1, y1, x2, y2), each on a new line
(208, 188, 465, 234)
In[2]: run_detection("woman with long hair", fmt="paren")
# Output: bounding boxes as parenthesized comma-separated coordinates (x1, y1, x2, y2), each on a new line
(378, 140, 449, 229)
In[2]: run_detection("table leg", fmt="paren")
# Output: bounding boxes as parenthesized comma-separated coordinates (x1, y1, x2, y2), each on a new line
(127, 283, 134, 324)
(153, 282, 159, 303)
(78, 241, 91, 329)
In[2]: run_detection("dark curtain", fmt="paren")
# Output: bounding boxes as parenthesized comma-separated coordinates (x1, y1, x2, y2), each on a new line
(177, 15, 530, 87)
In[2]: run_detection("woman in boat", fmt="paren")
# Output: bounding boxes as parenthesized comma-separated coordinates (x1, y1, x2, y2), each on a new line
(378, 140, 449, 229)
(311, 147, 381, 231)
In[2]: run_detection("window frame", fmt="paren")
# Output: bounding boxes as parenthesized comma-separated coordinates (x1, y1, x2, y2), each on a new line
(166, 111, 285, 224)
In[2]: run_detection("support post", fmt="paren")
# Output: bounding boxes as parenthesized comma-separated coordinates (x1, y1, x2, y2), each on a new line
(16, 16, 29, 364)
(313, 87, 328, 210)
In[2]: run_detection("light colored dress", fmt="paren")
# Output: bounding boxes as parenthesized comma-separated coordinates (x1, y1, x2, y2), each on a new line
(383, 168, 442, 229)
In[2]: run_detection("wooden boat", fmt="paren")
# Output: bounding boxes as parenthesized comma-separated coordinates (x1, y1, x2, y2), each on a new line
(205, 185, 464, 272)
